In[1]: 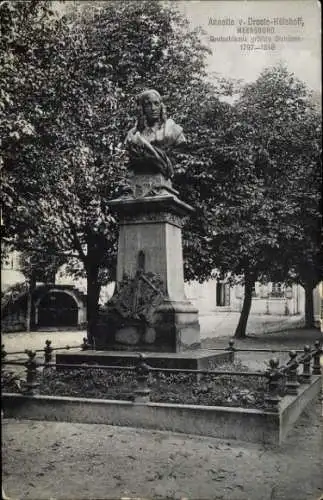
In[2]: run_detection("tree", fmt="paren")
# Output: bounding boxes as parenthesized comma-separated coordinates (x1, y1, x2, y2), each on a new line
(175, 64, 322, 337)
(280, 106, 322, 327)
(2, 0, 211, 337)
(1, 0, 124, 336)
(232, 66, 321, 336)
(0, 0, 58, 222)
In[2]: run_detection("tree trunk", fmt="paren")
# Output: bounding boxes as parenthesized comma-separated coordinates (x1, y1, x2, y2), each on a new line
(304, 283, 315, 328)
(26, 275, 36, 332)
(86, 263, 101, 345)
(234, 272, 255, 338)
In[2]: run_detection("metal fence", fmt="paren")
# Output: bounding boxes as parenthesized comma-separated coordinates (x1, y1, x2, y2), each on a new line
(1, 338, 322, 412)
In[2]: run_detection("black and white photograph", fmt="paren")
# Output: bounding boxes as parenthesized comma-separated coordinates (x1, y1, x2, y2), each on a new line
(1, 0, 322, 499)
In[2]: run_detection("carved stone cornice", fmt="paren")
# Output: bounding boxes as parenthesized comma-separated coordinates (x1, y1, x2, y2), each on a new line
(109, 171, 194, 224)
(110, 193, 193, 222)
(120, 211, 187, 228)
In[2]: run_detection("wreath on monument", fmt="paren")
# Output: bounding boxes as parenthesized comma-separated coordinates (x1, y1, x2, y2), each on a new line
(108, 271, 166, 327)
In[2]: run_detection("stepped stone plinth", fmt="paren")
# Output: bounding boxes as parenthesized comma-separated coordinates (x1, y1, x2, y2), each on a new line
(56, 349, 234, 370)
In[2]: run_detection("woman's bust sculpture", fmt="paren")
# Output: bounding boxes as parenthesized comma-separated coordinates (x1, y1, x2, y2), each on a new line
(125, 89, 186, 179)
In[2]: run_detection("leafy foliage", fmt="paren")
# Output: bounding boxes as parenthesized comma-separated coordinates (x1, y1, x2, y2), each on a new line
(1, 281, 29, 312)
(0, 0, 57, 213)
(1, 0, 211, 333)
(175, 64, 322, 336)
(19, 250, 66, 283)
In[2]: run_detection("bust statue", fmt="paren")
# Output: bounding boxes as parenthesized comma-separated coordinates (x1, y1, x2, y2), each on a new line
(125, 89, 186, 179)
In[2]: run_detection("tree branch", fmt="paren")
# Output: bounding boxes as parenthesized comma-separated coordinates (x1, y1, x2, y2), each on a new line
(71, 225, 87, 263)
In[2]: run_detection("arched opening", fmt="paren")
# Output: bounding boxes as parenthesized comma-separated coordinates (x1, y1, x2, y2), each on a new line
(38, 291, 78, 327)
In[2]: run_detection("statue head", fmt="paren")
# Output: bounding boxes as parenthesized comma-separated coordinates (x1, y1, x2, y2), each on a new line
(136, 89, 167, 131)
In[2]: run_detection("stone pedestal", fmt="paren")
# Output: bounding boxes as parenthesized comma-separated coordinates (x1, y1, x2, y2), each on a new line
(93, 173, 200, 352)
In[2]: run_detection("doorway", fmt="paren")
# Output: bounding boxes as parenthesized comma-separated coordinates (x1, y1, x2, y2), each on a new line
(38, 291, 78, 327)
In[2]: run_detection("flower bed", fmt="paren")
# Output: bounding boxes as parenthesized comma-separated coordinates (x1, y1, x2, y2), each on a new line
(2, 362, 270, 410)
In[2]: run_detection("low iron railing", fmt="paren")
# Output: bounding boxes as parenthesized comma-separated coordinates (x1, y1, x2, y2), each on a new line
(1, 339, 322, 411)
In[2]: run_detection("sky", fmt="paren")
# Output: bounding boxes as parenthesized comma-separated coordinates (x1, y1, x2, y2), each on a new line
(54, 0, 321, 93)
(175, 0, 321, 92)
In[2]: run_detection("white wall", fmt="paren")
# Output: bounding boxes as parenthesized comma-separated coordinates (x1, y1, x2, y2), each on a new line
(1, 250, 26, 292)
(185, 280, 305, 317)
(1, 269, 26, 292)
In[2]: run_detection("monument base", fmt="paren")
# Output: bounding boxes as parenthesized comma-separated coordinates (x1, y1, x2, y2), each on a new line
(153, 300, 200, 352)
(93, 299, 200, 353)
(96, 170, 201, 354)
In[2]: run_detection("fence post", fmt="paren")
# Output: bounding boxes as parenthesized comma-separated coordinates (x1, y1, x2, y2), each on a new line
(1, 345, 7, 382)
(227, 339, 235, 351)
(134, 354, 151, 403)
(81, 337, 90, 351)
(1, 344, 7, 369)
(312, 341, 322, 375)
(1, 344, 7, 361)
(2, 344, 23, 393)
(226, 339, 236, 362)
(24, 350, 39, 395)
(301, 345, 312, 384)
(264, 358, 281, 412)
(285, 351, 300, 395)
(44, 340, 53, 365)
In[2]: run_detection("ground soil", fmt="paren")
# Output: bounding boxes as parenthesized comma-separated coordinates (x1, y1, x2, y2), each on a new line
(2, 401, 322, 500)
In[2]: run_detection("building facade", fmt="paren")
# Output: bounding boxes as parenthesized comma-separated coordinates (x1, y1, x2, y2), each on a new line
(185, 279, 304, 316)
(1, 253, 87, 331)
(1, 251, 321, 331)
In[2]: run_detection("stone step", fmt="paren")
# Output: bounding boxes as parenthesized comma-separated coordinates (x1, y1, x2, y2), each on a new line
(56, 349, 234, 370)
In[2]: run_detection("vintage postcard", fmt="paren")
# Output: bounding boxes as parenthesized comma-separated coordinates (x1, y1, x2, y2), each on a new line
(1, 1, 321, 499)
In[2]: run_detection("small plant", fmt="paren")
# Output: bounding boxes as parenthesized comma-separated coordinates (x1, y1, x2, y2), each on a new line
(1, 369, 23, 393)
(34, 362, 268, 409)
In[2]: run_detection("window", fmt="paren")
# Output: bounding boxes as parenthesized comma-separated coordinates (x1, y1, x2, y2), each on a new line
(270, 283, 284, 298)
(216, 281, 230, 306)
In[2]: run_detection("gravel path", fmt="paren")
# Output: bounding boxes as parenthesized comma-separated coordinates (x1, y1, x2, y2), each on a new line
(2, 401, 322, 500)
(1, 312, 305, 355)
